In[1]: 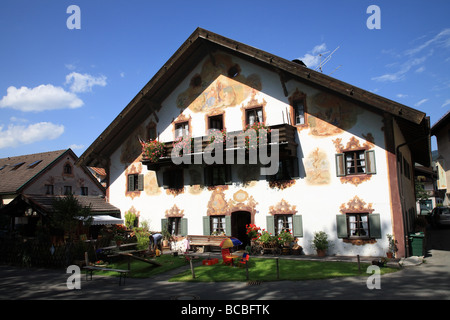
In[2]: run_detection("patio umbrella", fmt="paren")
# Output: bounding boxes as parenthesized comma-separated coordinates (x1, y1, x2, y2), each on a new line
(219, 238, 233, 248)
(230, 237, 242, 246)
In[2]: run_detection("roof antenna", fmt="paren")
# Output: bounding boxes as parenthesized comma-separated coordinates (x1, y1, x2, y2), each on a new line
(315, 46, 340, 73)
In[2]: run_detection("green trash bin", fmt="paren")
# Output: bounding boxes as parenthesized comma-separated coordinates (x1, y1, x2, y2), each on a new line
(409, 232, 425, 256)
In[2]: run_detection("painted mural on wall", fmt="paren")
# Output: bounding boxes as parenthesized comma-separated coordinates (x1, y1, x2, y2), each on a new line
(144, 171, 161, 196)
(176, 53, 262, 113)
(304, 148, 330, 185)
(308, 92, 362, 137)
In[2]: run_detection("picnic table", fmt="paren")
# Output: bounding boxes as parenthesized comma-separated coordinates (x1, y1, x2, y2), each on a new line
(83, 266, 130, 285)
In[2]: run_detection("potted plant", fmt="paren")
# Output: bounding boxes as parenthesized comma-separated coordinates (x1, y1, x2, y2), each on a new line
(113, 234, 124, 246)
(161, 225, 172, 248)
(311, 231, 330, 257)
(278, 229, 294, 247)
(386, 234, 397, 258)
(141, 139, 165, 163)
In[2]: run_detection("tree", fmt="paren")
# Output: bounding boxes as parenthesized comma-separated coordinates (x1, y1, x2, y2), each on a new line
(51, 194, 92, 240)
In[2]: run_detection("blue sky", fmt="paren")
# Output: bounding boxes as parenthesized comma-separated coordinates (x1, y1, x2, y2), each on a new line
(0, 0, 449, 158)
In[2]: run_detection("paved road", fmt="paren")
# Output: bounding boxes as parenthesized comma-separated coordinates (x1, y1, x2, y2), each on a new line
(1, 227, 449, 301)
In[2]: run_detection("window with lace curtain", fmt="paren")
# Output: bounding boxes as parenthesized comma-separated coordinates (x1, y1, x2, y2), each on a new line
(245, 107, 263, 126)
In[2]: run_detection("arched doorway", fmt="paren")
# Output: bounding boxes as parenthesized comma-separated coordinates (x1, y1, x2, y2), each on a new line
(231, 211, 251, 249)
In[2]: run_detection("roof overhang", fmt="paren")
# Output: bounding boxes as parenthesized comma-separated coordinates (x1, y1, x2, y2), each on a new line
(77, 27, 430, 168)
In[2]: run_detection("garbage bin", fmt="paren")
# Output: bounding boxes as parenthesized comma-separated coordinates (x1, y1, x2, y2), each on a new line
(409, 232, 425, 256)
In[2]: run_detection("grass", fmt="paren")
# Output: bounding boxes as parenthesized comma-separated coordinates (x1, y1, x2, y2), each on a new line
(89, 254, 399, 282)
(169, 258, 399, 282)
(91, 254, 194, 278)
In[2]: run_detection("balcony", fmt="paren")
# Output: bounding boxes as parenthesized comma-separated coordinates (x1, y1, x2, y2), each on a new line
(141, 123, 298, 170)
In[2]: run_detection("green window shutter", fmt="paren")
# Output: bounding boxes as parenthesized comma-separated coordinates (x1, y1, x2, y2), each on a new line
(225, 216, 231, 236)
(180, 218, 188, 236)
(292, 215, 303, 237)
(161, 218, 168, 234)
(128, 174, 135, 191)
(137, 174, 144, 191)
(266, 216, 275, 235)
(336, 214, 348, 238)
(202, 216, 210, 235)
(365, 150, 376, 174)
(335, 153, 345, 177)
(369, 213, 382, 239)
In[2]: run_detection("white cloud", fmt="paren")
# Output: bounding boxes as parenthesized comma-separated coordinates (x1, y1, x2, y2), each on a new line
(297, 43, 327, 68)
(442, 99, 450, 108)
(414, 98, 429, 107)
(372, 55, 428, 82)
(0, 84, 83, 112)
(0, 122, 64, 149)
(69, 144, 84, 150)
(372, 29, 450, 83)
(65, 72, 107, 93)
(405, 28, 450, 56)
(396, 94, 408, 98)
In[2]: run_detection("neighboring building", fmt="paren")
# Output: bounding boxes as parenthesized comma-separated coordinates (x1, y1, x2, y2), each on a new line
(431, 111, 450, 206)
(0, 149, 120, 236)
(78, 28, 431, 258)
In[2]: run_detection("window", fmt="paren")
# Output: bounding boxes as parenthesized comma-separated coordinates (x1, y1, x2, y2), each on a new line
(64, 163, 72, 175)
(11, 162, 25, 170)
(266, 215, 303, 237)
(168, 217, 181, 236)
(28, 160, 42, 168)
(204, 165, 231, 186)
(162, 169, 183, 189)
(292, 99, 305, 125)
(266, 158, 299, 181)
(336, 150, 376, 177)
(336, 213, 381, 240)
(211, 216, 227, 235)
(162, 218, 187, 237)
(128, 174, 144, 192)
(275, 215, 293, 235)
(245, 107, 263, 126)
(64, 186, 72, 195)
(45, 184, 54, 195)
(346, 150, 366, 175)
(81, 187, 88, 196)
(175, 121, 189, 138)
(347, 214, 369, 239)
(208, 114, 224, 131)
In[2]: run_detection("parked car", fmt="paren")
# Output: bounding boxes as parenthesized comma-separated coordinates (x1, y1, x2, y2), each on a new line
(429, 206, 450, 227)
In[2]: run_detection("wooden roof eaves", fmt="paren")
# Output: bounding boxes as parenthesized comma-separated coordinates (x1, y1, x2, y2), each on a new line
(196, 29, 426, 125)
(77, 27, 428, 167)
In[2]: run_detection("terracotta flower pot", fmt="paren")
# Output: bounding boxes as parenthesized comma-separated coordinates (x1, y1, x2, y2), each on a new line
(317, 249, 326, 257)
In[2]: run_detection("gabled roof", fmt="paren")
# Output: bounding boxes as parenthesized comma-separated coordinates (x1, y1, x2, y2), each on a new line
(0, 150, 68, 194)
(0, 149, 105, 195)
(77, 27, 431, 168)
(431, 110, 450, 135)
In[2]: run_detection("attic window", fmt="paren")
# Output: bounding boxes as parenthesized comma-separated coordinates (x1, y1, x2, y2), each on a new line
(28, 160, 42, 168)
(11, 162, 25, 170)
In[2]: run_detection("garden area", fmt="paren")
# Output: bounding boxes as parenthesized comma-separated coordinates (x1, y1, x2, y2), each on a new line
(90, 253, 399, 282)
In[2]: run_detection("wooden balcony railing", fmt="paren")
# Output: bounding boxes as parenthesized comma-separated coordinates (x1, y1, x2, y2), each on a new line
(141, 123, 298, 170)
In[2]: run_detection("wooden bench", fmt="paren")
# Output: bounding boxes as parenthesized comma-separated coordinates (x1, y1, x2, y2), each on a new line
(83, 266, 130, 286)
(187, 235, 229, 252)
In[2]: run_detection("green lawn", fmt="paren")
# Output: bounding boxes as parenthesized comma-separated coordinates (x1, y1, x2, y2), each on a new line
(90, 254, 398, 282)
(169, 258, 399, 282)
